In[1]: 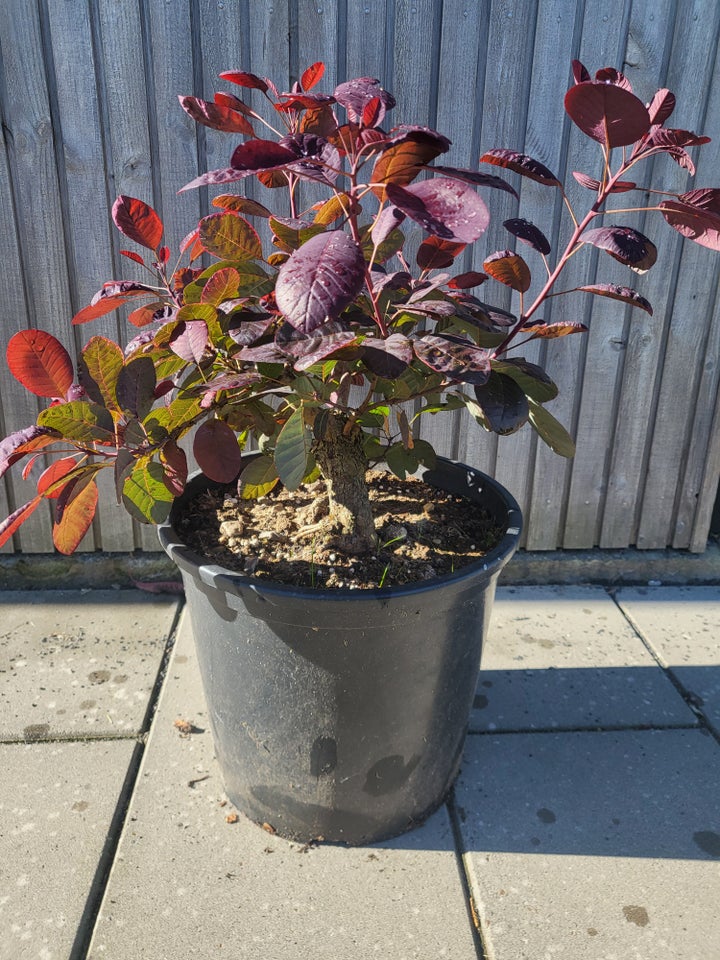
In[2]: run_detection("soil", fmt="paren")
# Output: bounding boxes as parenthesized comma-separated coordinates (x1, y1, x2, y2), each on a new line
(175, 470, 505, 591)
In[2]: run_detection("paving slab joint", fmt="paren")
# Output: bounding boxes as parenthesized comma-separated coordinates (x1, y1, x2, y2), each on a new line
(447, 789, 490, 959)
(68, 603, 185, 958)
(608, 588, 720, 746)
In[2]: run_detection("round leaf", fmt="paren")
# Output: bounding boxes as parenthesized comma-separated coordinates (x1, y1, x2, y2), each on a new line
(275, 231, 366, 333)
(7, 329, 74, 399)
(112, 196, 163, 250)
(199, 212, 262, 260)
(386, 178, 490, 243)
(483, 250, 532, 292)
(193, 419, 243, 483)
(564, 82, 650, 148)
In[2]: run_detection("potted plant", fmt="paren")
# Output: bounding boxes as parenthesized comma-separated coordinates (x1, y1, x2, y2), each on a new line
(1, 61, 718, 843)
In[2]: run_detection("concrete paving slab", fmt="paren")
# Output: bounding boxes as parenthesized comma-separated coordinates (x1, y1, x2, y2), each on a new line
(473, 585, 696, 732)
(617, 586, 720, 735)
(0, 738, 137, 960)
(455, 729, 720, 960)
(0, 591, 179, 741)
(87, 611, 479, 959)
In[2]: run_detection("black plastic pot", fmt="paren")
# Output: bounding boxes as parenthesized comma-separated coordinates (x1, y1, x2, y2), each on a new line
(158, 455, 521, 844)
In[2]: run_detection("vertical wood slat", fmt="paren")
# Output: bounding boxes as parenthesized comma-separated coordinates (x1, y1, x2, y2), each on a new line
(0, 0, 72, 552)
(0, 0, 718, 556)
(563, 0, 677, 549)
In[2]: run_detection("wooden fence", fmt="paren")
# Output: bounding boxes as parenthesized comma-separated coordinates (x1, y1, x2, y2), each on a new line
(1, 0, 719, 555)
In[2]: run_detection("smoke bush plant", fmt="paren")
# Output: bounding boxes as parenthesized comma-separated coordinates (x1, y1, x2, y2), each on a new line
(1, 60, 719, 555)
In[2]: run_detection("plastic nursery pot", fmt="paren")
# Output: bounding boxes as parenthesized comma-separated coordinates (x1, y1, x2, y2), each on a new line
(158, 454, 521, 845)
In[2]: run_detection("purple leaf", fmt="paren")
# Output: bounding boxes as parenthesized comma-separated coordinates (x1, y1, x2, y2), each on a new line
(565, 82, 650, 148)
(181, 140, 298, 192)
(479, 149, 560, 187)
(660, 194, 720, 251)
(0, 426, 57, 480)
(473, 372, 529, 435)
(571, 60, 591, 84)
(646, 88, 676, 125)
(385, 178, 490, 243)
(361, 334, 413, 378)
(227, 312, 274, 346)
(168, 320, 209, 363)
(580, 226, 658, 272)
(290, 331, 359, 371)
(116, 357, 157, 419)
(425, 165, 519, 199)
(413, 334, 492, 386)
(577, 283, 653, 315)
(594, 67, 633, 91)
(333, 77, 396, 124)
(279, 133, 341, 185)
(371, 205, 406, 247)
(503, 218, 551, 255)
(193, 419, 243, 483)
(275, 231, 366, 333)
(573, 171, 636, 193)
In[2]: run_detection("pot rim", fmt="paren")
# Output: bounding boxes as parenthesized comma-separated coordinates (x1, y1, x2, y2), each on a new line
(158, 455, 522, 602)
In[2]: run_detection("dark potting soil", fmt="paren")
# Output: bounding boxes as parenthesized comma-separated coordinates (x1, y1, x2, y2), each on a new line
(175, 470, 505, 591)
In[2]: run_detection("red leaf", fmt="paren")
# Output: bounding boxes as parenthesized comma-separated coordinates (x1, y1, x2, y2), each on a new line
(448, 271, 488, 289)
(193, 419, 243, 483)
(564, 82, 650, 148)
(53, 475, 98, 554)
(211, 195, 272, 218)
(0, 497, 43, 549)
(181, 140, 298, 192)
(37, 457, 78, 498)
(416, 236, 466, 270)
(179, 95, 254, 136)
(525, 321, 589, 340)
(112, 196, 164, 250)
(219, 70, 269, 93)
(483, 250, 532, 293)
(120, 250, 145, 265)
(301, 62, 325, 91)
(7, 329, 74, 398)
(334, 77, 395, 124)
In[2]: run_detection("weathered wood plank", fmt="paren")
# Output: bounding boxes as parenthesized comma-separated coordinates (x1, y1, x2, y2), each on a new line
(45, 0, 137, 552)
(633, 0, 720, 549)
(563, 0, 675, 549)
(601, 0, 720, 548)
(0, 0, 75, 551)
(523, 0, 632, 550)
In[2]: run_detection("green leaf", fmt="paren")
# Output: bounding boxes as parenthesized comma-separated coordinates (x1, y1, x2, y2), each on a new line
(274, 407, 313, 490)
(38, 401, 115, 444)
(411, 438, 437, 468)
(386, 441, 419, 480)
(122, 460, 175, 523)
(528, 400, 576, 457)
(199, 212, 262, 260)
(78, 336, 124, 409)
(239, 455, 279, 499)
(491, 358, 559, 402)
